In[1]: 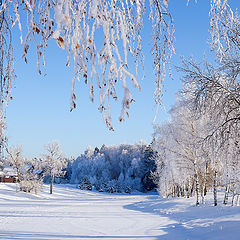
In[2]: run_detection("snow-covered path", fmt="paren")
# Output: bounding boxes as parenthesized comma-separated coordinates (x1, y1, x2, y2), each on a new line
(0, 184, 174, 239)
(0, 184, 239, 240)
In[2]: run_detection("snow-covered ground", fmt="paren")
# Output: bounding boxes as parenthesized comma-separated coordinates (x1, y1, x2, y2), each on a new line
(0, 184, 239, 240)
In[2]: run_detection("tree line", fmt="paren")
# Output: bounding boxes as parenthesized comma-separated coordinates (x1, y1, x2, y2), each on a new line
(152, 0, 240, 206)
(1, 141, 158, 194)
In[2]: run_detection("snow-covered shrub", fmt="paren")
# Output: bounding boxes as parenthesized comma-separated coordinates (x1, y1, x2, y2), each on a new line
(95, 180, 106, 192)
(19, 163, 43, 194)
(79, 176, 92, 191)
(105, 180, 122, 193)
(124, 186, 132, 194)
(19, 179, 43, 194)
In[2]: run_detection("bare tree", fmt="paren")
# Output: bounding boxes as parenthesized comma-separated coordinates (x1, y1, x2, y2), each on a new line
(42, 141, 66, 194)
(6, 145, 25, 181)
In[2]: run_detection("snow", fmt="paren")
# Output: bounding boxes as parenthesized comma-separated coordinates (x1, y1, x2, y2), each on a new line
(0, 167, 16, 176)
(0, 184, 239, 239)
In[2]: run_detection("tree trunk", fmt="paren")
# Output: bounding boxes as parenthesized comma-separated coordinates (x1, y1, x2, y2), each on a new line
(177, 185, 180, 197)
(223, 184, 230, 205)
(213, 171, 217, 206)
(16, 167, 21, 183)
(205, 161, 209, 196)
(236, 195, 239, 206)
(187, 179, 190, 198)
(193, 160, 200, 206)
(232, 193, 235, 206)
(50, 171, 54, 194)
(172, 185, 176, 197)
(202, 176, 206, 204)
(181, 185, 185, 197)
(195, 173, 200, 206)
(190, 179, 194, 197)
(201, 188, 205, 204)
(204, 184, 207, 196)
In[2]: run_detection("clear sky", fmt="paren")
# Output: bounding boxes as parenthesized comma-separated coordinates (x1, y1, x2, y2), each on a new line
(6, 0, 239, 158)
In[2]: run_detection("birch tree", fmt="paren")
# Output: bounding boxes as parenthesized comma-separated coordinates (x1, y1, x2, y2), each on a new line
(151, 0, 239, 206)
(152, 97, 210, 205)
(42, 141, 66, 194)
(178, 11, 240, 204)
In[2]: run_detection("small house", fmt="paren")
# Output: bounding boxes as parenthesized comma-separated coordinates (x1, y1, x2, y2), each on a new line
(0, 167, 18, 183)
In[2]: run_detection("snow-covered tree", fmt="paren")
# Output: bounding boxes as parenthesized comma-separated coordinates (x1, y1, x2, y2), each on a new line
(153, 98, 209, 205)
(178, 17, 240, 202)
(42, 141, 66, 194)
(174, 1, 240, 205)
(6, 146, 43, 193)
(6, 146, 25, 181)
(151, 0, 239, 206)
(141, 144, 158, 191)
(70, 142, 154, 193)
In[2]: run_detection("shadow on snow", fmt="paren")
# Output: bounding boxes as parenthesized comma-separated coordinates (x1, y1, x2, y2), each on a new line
(0, 231, 161, 240)
(124, 195, 240, 240)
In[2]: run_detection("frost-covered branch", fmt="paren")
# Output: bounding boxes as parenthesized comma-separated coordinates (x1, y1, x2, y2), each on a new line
(0, 0, 236, 131)
(1, 0, 174, 129)
(0, 1, 14, 158)
(210, 0, 240, 63)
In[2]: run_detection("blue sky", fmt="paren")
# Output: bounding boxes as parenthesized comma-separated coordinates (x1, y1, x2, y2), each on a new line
(6, 0, 238, 158)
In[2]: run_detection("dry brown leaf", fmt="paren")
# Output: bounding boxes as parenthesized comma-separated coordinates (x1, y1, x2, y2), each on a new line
(70, 101, 76, 112)
(24, 44, 29, 55)
(57, 36, 65, 49)
(73, 93, 76, 100)
(83, 73, 87, 84)
(137, 84, 141, 92)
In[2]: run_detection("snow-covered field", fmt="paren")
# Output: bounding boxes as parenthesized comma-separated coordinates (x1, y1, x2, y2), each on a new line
(0, 184, 239, 240)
